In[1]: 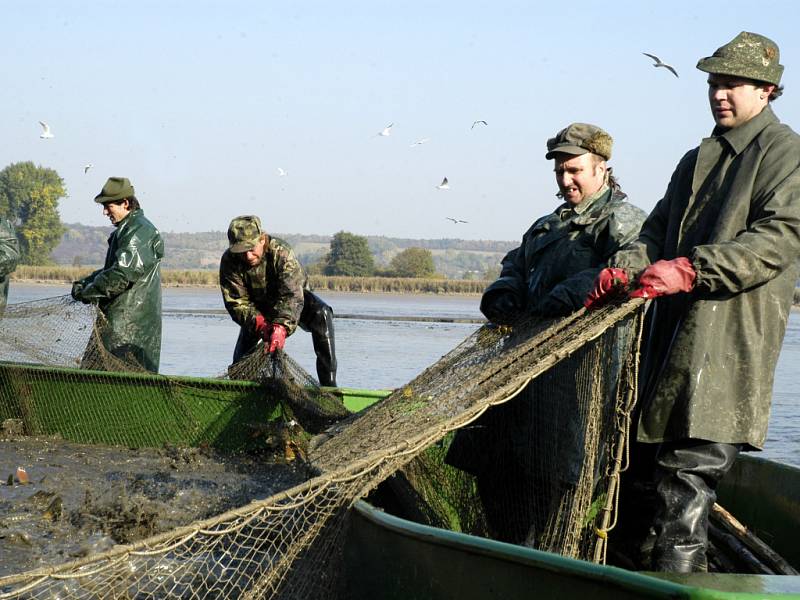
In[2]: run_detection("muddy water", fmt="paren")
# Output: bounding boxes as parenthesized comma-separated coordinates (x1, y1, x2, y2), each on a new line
(0, 437, 306, 578)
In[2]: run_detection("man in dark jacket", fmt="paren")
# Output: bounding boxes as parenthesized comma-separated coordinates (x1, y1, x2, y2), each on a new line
(72, 177, 164, 373)
(449, 124, 646, 545)
(220, 215, 337, 387)
(0, 216, 20, 317)
(588, 32, 800, 572)
(481, 123, 647, 322)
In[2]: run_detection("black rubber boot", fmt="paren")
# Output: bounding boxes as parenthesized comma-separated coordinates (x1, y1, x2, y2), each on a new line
(650, 440, 740, 573)
(300, 291, 338, 387)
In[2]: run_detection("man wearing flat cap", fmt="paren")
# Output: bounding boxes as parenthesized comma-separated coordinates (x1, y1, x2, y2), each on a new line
(72, 177, 164, 372)
(220, 215, 337, 387)
(589, 32, 800, 572)
(446, 124, 646, 545)
(481, 122, 646, 322)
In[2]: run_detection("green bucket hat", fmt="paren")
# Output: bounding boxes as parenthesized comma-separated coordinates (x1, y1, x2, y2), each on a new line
(94, 177, 135, 204)
(545, 123, 613, 161)
(697, 31, 783, 85)
(227, 215, 263, 253)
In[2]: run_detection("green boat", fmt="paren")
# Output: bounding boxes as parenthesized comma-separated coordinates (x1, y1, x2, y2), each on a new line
(344, 455, 800, 599)
(2, 361, 799, 598)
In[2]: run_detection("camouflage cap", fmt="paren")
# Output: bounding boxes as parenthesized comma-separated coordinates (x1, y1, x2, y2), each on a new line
(94, 177, 135, 204)
(545, 123, 612, 161)
(697, 31, 783, 86)
(227, 215, 264, 253)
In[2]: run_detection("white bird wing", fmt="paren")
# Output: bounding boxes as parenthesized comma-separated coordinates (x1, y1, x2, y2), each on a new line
(38, 121, 51, 133)
(664, 64, 679, 78)
(471, 120, 487, 129)
(642, 52, 661, 65)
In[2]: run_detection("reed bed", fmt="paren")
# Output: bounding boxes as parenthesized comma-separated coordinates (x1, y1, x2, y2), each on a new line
(11, 266, 489, 294)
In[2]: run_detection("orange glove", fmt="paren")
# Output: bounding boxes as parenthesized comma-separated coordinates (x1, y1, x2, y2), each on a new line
(630, 257, 696, 299)
(268, 324, 287, 353)
(254, 314, 272, 341)
(584, 268, 629, 310)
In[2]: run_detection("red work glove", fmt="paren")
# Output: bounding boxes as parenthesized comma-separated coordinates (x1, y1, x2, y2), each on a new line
(584, 268, 629, 310)
(254, 314, 272, 341)
(630, 257, 696, 299)
(268, 324, 287, 353)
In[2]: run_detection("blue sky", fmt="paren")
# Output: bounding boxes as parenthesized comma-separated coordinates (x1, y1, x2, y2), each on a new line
(3, 1, 799, 241)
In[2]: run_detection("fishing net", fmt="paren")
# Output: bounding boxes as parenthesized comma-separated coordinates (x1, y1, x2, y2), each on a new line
(0, 293, 645, 599)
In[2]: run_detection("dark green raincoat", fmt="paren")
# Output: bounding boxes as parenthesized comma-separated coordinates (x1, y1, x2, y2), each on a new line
(482, 188, 647, 318)
(74, 209, 164, 372)
(612, 106, 800, 449)
(0, 217, 20, 316)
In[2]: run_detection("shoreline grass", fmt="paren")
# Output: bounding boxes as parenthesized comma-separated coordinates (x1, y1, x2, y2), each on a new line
(10, 266, 489, 295)
(12, 265, 800, 303)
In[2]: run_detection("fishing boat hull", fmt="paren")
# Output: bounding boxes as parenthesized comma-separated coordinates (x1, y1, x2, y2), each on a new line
(343, 454, 800, 599)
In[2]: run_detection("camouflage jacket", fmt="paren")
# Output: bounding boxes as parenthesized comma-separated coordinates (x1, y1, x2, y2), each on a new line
(0, 217, 20, 315)
(219, 235, 308, 335)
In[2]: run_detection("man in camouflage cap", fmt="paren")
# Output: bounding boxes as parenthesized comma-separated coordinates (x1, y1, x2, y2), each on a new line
(220, 215, 337, 387)
(71, 177, 164, 372)
(446, 123, 646, 544)
(589, 32, 800, 572)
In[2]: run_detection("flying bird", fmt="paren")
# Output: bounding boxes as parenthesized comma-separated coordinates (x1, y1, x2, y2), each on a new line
(376, 123, 394, 137)
(38, 121, 54, 139)
(436, 177, 450, 190)
(409, 137, 430, 147)
(642, 53, 679, 78)
(471, 120, 488, 129)
(276, 167, 287, 177)
(446, 217, 468, 224)
(84, 163, 93, 174)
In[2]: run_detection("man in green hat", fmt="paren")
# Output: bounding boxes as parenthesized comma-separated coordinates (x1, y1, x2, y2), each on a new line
(446, 123, 646, 544)
(0, 215, 20, 317)
(219, 215, 337, 387)
(71, 177, 164, 373)
(588, 32, 800, 572)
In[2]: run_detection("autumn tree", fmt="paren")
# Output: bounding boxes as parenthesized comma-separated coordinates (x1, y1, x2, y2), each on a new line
(0, 162, 66, 265)
(324, 231, 375, 276)
(389, 247, 436, 278)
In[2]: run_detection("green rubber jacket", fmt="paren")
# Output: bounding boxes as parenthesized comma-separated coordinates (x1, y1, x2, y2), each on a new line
(481, 189, 647, 319)
(611, 106, 800, 449)
(75, 209, 164, 372)
(0, 217, 20, 316)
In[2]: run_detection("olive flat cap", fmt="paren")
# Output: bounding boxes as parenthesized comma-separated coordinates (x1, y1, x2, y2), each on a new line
(545, 123, 612, 161)
(94, 177, 135, 204)
(697, 31, 783, 85)
(227, 215, 263, 253)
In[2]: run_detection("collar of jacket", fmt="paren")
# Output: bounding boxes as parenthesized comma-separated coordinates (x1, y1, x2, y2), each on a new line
(531, 187, 620, 237)
(712, 104, 778, 156)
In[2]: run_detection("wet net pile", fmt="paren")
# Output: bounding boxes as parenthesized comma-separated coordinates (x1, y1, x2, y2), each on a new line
(0, 294, 645, 599)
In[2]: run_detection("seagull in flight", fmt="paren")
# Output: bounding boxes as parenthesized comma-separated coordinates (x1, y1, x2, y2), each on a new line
(410, 137, 430, 147)
(376, 123, 394, 137)
(436, 177, 450, 190)
(446, 216, 468, 224)
(84, 163, 93, 174)
(471, 120, 488, 129)
(38, 121, 54, 139)
(276, 167, 287, 177)
(642, 53, 679, 78)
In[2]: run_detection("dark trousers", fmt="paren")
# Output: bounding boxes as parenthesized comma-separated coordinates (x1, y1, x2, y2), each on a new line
(233, 290, 338, 387)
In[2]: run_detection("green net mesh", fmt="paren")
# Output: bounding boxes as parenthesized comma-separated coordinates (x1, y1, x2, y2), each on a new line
(0, 294, 645, 598)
